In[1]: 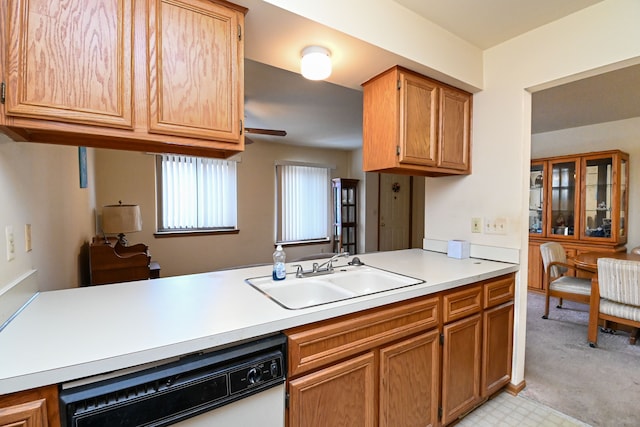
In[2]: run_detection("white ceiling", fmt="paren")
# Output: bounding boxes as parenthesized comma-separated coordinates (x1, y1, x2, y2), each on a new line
(238, 0, 639, 149)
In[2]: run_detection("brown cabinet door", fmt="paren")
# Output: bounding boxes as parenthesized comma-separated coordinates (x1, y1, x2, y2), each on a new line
(379, 331, 440, 427)
(0, 385, 60, 427)
(482, 302, 514, 397)
(438, 86, 471, 171)
(398, 71, 438, 166)
(148, 0, 243, 143)
(528, 241, 544, 291)
(288, 352, 376, 427)
(441, 314, 482, 425)
(5, 0, 133, 129)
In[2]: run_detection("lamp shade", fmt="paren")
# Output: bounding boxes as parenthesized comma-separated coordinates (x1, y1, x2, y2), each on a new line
(102, 204, 142, 234)
(300, 46, 332, 80)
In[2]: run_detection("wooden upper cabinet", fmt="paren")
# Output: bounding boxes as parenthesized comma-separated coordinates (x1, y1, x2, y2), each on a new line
(362, 65, 472, 177)
(0, 0, 247, 158)
(148, 0, 243, 142)
(399, 71, 438, 166)
(439, 86, 471, 171)
(5, 0, 133, 129)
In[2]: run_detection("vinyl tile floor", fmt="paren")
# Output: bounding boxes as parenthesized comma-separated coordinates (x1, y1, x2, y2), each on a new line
(456, 391, 591, 427)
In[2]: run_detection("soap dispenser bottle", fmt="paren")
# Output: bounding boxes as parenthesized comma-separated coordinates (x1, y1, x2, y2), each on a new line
(272, 245, 286, 280)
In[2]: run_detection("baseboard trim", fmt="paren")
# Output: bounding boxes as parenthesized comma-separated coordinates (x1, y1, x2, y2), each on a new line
(505, 380, 526, 395)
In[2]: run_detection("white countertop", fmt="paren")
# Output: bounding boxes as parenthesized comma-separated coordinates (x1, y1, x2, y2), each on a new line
(0, 249, 518, 394)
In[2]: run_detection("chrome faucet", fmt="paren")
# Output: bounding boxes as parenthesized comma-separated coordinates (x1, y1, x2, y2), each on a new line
(293, 252, 350, 278)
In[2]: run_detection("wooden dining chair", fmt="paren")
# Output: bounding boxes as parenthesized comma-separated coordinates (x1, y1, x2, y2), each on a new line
(588, 258, 640, 347)
(539, 242, 592, 319)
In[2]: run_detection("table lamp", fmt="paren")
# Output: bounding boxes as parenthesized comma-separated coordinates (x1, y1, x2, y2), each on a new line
(102, 202, 142, 246)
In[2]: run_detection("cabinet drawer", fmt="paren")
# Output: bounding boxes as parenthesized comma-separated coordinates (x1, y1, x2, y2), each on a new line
(286, 296, 439, 377)
(483, 275, 515, 309)
(442, 285, 482, 323)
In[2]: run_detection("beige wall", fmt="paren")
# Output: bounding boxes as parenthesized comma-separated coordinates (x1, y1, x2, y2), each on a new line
(0, 136, 96, 291)
(94, 141, 355, 278)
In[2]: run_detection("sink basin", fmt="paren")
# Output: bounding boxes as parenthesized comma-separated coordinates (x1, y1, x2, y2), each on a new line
(246, 277, 356, 309)
(325, 267, 423, 295)
(246, 266, 424, 310)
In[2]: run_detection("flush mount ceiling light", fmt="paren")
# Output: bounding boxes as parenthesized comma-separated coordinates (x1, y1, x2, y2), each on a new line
(300, 46, 332, 81)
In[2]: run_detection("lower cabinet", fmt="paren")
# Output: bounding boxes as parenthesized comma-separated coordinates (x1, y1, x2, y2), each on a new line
(289, 352, 376, 427)
(0, 384, 60, 427)
(379, 331, 440, 427)
(285, 273, 515, 426)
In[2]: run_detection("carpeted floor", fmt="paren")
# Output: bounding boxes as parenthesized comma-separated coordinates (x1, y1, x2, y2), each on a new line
(522, 292, 640, 427)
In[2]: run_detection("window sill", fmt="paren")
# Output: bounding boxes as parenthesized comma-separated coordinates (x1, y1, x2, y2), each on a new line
(154, 229, 239, 238)
(277, 238, 331, 247)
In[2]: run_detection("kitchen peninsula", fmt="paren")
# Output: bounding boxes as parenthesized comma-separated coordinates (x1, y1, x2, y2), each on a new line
(0, 249, 518, 425)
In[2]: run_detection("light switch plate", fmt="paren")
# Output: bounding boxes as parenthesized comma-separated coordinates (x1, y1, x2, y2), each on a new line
(25, 224, 32, 252)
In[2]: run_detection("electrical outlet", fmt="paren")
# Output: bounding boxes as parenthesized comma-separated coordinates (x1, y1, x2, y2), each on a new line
(5, 226, 15, 261)
(485, 217, 508, 235)
(471, 217, 482, 233)
(25, 224, 32, 252)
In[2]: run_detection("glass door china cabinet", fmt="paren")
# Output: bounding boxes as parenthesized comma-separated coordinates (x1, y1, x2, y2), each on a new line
(580, 151, 629, 244)
(332, 178, 359, 254)
(529, 161, 545, 236)
(546, 158, 580, 239)
(528, 150, 629, 292)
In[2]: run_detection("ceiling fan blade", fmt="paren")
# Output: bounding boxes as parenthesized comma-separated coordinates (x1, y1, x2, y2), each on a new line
(245, 127, 287, 137)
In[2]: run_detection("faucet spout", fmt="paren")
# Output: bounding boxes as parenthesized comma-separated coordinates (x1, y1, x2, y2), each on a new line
(316, 252, 350, 273)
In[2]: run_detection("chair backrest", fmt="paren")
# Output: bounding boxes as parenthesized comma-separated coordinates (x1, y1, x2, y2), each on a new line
(597, 258, 640, 305)
(540, 242, 568, 277)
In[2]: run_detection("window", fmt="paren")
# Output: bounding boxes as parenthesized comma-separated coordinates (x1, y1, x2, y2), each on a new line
(157, 155, 237, 232)
(276, 163, 330, 243)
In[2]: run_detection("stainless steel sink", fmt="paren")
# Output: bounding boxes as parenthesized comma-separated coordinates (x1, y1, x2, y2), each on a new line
(246, 266, 424, 310)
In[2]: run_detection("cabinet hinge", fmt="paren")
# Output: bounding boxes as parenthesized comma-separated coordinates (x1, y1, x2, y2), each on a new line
(439, 333, 444, 345)
(285, 392, 290, 409)
(397, 79, 401, 90)
(238, 24, 242, 41)
(0, 82, 5, 104)
(438, 406, 443, 420)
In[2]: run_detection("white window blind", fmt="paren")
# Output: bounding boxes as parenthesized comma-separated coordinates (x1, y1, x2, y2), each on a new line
(158, 155, 237, 231)
(277, 164, 329, 242)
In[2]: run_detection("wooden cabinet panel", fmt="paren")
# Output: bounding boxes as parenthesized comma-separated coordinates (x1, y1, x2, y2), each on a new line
(5, 0, 133, 129)
(484, 275, 515, 308)
(148, 0, 243, 142)
(439, 86, 471, 171)
(399, 72, 438, 166)
(288, 352, 376, 427)
(0, 385, 60, 427)
(442, 284, 482, 323)
(362, 65, 471, 176)
(379, 331, 440, 427)
(528, 241, 544, 291)
(1, 0, 247, 158)
(482, 302, 514, 397)
(287, 296, 439, 377)
(441, 314, 482, 425)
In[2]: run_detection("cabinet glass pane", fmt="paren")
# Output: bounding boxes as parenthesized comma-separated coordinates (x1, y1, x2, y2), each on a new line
(529, 164, 544, 234)
(550, 162, 576, 236)
(584, 158, 612, 238)
(620, 158, 627, 238)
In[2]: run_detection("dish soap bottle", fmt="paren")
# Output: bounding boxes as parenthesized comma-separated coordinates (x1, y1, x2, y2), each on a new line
(272, 245, 286, 281)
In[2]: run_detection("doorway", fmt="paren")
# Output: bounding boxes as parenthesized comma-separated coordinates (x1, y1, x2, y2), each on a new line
(378, 174, 424, 251)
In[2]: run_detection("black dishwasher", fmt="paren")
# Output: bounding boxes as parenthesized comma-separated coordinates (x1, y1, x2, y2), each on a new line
(59, 333, 286, 427)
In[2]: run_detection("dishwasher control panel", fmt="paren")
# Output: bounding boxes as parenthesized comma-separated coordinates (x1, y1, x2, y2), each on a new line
(229, 354, 283, 394)
(60, 333, 286, 427)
